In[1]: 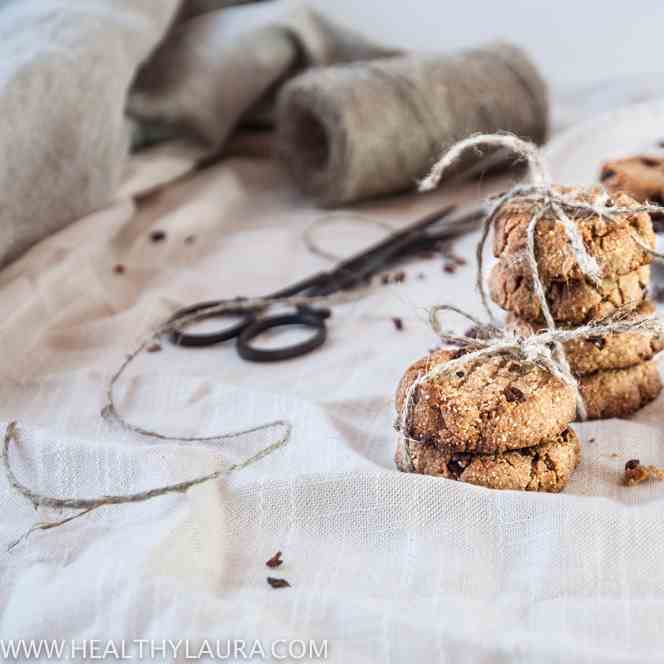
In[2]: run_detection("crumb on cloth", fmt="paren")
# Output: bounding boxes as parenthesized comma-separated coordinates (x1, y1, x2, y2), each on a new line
(623, 459, 664, 486)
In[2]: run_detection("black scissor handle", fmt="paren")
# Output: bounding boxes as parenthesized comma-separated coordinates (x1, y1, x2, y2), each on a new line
(237, 308, 331, 362)
(170, 307, 258, 347)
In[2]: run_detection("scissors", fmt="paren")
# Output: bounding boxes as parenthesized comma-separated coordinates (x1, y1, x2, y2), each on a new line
(168, 204, 483, 362)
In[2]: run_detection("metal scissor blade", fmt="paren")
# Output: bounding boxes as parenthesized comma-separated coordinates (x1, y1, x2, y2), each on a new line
(334, 204, 456, 274)
(393, 207, 486, 256)
(321, 204, 457, 292)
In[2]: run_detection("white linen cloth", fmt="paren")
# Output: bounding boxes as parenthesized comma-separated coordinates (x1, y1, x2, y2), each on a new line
(1, 139, 664, 663)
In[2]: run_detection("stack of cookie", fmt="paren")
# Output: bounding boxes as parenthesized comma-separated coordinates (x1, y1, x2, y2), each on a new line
(489, 186, 664, 419)
(394, 349, 581, 492)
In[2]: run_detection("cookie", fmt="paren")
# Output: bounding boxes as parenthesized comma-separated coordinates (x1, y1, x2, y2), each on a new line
(395, 427, 580, 492)
(492, 187, 654, 282)
(506, 300, 664, 375)
(600, 156, 664, 207)
(489, 256, 649, 324)
(395, 348, 577, 455)
(577, 361, 662, 420)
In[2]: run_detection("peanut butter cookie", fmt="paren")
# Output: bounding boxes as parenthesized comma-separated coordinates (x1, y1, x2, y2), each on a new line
(395, 427, 580, 492)
(492, 187, 654, 281)
(489, 257, 649, 324)
(395, 349, 577, 455)
(600, 156, 664, 207)
(505, 300, 664, 375)
(577, 361, 662, 420)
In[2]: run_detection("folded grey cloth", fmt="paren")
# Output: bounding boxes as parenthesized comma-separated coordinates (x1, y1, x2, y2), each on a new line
(0, 0, 180, 267)
(128, 5, 396, 150)
(0, 1, 548, 267)
(0, 1, 391, 268)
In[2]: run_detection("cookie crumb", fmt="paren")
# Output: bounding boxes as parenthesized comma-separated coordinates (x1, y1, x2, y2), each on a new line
(113, 264, 125, 275)
(146, 343, 162, 353)
(381, 271, 407, 285)
(267, 577, 291, 589)
(266, 551, 283, 568)
(392, 317, 404, 331)
(443, 263, 457, 274)
(624, 459, 664, 486)
(184, 234, 196, 244)
(149, 229, 167, 243)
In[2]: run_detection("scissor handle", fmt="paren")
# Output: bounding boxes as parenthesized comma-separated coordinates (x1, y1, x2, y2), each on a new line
(237, 307, 331, 362)
(170, 307, 258, 347)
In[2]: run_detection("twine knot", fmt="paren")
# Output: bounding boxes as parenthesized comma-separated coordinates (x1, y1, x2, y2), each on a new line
(396, 304, 664, 472)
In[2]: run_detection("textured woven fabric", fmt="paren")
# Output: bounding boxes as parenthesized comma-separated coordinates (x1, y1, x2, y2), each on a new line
(0, 0, 389, 269)
(0, 139, 664, 663)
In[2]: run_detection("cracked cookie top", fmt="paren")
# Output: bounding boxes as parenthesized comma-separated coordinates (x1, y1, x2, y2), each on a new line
(489, 256, 649, 324)
(395, 349, 577, 455)
(395, 427, 580, 492)
(492, 186, 654, 282)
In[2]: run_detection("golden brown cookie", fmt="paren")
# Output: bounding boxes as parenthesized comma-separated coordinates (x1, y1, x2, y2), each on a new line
(492, 187, 654, 282)
(577, 361, 662, 420)
(600, 156, 664, 206)
(395, 427, 580, 492)
(489, 256, 649, 324)
(395, 349, 577, 455)
(505, 300, 664, 375)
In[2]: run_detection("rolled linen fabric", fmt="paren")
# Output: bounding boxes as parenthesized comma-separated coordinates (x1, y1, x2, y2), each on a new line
(276, 42, 548, 206)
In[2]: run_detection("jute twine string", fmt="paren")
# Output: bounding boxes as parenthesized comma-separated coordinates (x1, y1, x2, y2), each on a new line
(4, 265, 379, 549)
(396, 133, 664, 471)
(396, 304, 664, 472)
(3, 421, 288, 552)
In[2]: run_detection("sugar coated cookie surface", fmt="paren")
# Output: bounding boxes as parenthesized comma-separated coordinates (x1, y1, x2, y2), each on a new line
(577, 361, 662, 420)
(395, 349, 577, 454)
(489, 257, 649, 324)
(492, 187, 654, 282)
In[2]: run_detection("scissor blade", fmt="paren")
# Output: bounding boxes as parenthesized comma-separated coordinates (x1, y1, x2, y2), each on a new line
(334, 204, 456, 274)
(393, 207, 485, 255)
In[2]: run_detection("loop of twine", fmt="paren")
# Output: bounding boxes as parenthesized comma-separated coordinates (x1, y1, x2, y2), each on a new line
(397, 132, 664, 471)
(3, 419, 290, 552)
(4, 232, 391, 549)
